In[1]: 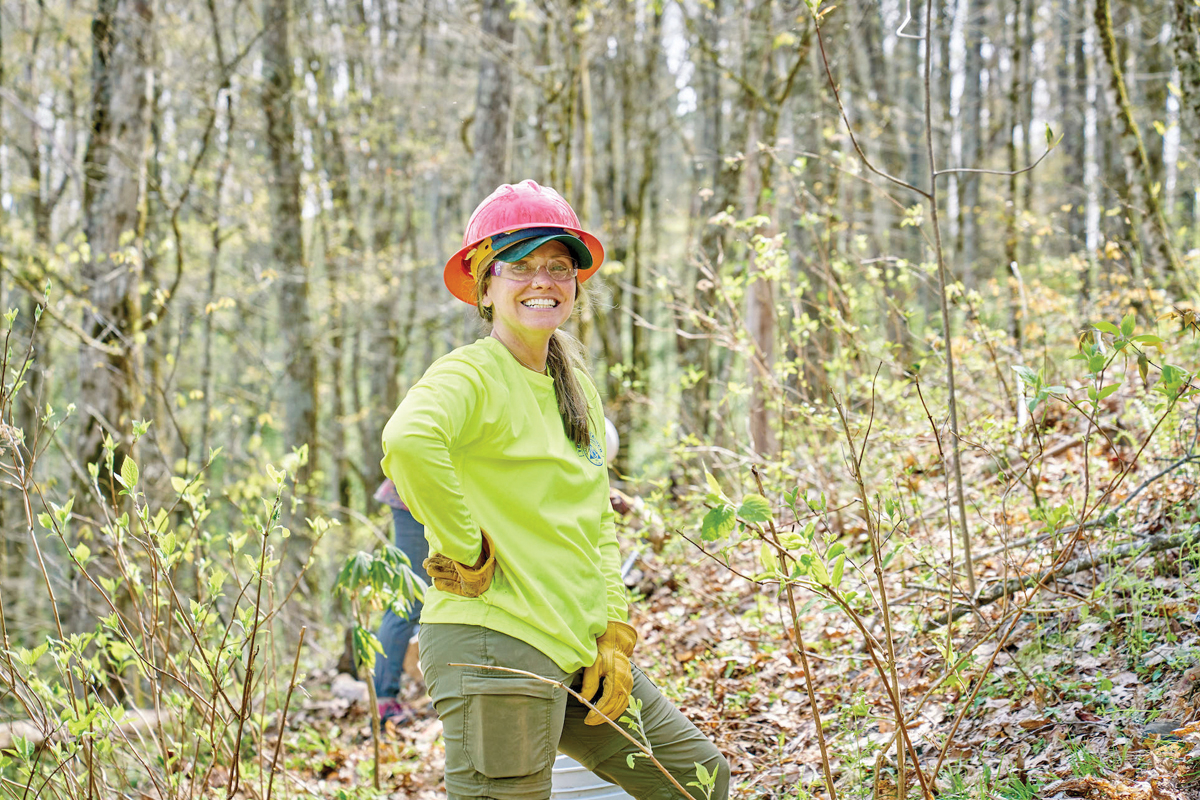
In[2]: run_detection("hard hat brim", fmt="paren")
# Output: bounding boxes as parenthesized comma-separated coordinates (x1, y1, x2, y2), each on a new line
(444, 226, 604, 305)
(493, 233, 592, 268)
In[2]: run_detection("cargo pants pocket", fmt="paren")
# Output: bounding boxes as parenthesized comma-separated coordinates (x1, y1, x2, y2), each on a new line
(461, 673, 563, 779)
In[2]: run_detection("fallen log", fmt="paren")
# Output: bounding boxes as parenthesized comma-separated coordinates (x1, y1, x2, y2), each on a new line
(0, 708, 169, 752)
(924, 524, 1200, 630)
(0, 719, 44, 752)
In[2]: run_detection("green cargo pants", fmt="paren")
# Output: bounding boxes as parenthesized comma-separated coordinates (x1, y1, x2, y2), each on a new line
(419, 623, 730, 800)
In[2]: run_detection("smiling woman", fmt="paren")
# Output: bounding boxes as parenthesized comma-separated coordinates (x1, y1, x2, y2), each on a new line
(380, 180, 729, 800)
(482, 241, 579, 367)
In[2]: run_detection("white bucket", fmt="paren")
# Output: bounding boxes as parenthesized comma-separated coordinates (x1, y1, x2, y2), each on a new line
(551, 753, 634, 800)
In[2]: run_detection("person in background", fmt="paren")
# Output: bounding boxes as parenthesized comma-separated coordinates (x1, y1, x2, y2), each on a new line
(381, 180, 729, 799)
(372, 478, 429, 724)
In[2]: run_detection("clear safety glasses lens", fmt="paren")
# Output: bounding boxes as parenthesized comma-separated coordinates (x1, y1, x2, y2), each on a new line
(495, 260, 578, 282)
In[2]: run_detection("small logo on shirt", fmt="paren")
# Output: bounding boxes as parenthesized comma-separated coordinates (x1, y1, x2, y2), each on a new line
(577, 431, 604, 466)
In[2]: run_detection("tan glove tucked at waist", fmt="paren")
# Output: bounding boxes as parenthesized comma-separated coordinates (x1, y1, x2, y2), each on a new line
(422, 531, 495, 598)
(580, 620, 638, 726)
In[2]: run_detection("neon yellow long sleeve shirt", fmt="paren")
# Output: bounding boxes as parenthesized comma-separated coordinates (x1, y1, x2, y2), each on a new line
(380, 336, 627, 673)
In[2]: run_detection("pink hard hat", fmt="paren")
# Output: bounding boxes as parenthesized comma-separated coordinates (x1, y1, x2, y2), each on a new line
(444, 180, 605, 305)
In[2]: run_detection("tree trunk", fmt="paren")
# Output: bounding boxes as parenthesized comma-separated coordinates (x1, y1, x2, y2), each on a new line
(957, 0, 982, 288)
(1084, 14, 1103, 282)
(75, 0, 154, 652)
(262, 0, 319, 511)
(904, 0, 931, 310)
(309, 10, 358, 515)
(1094, 0, 1186, 293)
(855, 0, 912, 369)
(1020, 0, 1035, 224)
(610, 4, 665, 474)
(1175, 0, 1200, 246)
(742, 0, 775, 457)
(472, 0, 515, 197)
(1061, 0, 1088, 271)
(199, 0, 233, 465)
(1173, 0, 1200, 155)
(629, 10, 662, 405)
(79, 0, 154, 507)
(1005, 0, 1022, 346)
(676, 0, 727, 441)
(142, 60, 172, 478)
(13, 17, 63, 544)
(593, 53, 624, 439)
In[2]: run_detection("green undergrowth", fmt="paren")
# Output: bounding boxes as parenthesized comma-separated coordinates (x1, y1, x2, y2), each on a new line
(620, 251, 1200, 797)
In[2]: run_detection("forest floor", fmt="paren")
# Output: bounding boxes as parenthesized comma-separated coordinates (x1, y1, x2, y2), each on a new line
(258, 344, 1200, 799)
(273, 453, 1200, 800)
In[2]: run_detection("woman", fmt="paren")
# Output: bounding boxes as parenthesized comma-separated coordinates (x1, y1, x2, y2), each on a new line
(382, 180, 729, 800)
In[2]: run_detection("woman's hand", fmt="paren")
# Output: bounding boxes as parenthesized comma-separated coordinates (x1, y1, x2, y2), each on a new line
(422, 531, 496, 597)
(580, 620, 638, 725)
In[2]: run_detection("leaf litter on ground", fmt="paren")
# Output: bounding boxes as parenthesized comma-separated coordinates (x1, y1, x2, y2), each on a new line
(278, 397, 1200, 799)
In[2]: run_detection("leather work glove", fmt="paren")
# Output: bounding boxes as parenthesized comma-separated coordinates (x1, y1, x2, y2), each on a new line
(580, 620, 638, 726)
(422, 531, 495, 598)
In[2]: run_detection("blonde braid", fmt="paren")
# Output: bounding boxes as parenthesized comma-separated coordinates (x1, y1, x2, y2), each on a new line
(546, 329, 592, 450)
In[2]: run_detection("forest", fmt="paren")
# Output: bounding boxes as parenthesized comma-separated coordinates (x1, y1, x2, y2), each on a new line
(1, 0, 1200, 797)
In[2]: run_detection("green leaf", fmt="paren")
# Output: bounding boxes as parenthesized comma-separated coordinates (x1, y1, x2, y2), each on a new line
(1098, 383, 1121, 400)
(777, 532, 804, 550)
(73, 542, 91, 564)
(22, 643, 48, 666)
(57, 497, 74, 525)
(759, 543, 778, 574)
(700, 505, 736, 542)
(830, 553, 846, 586)
(738, 494, 773, 524)
(170, 476, 188, 494)
(13, 735, 34, 761)
(120, 457, 139, 488)
(1093, 321, 1120, 336)
(784, 486, 799, 511)
(810, 555, 830, 584)
(704, 470, 723, 499)
(1087, 353, 1107, 373)
(1131, 334, 1164, 345)
(1120, 313, 1136, 338)
(1011, 365, 1038, 384)
(352, 626, 382, 669)
(827, 542, 846, 559)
